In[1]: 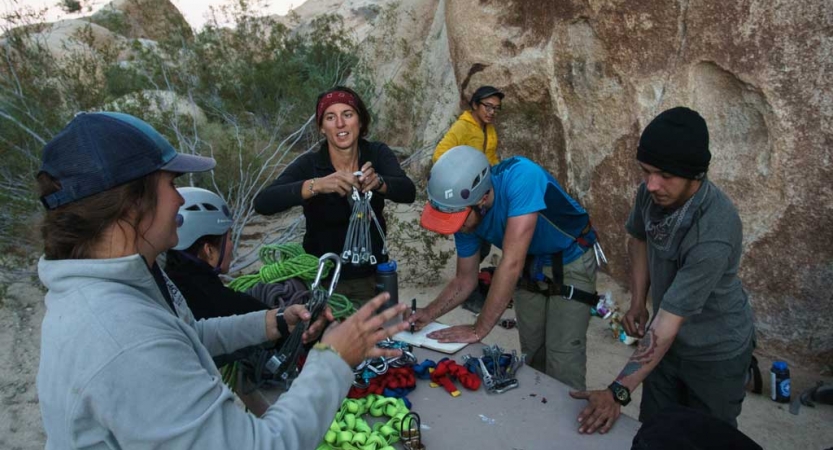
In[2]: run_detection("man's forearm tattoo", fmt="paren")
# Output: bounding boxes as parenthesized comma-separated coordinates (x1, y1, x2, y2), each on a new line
(437, 288, 461, 315)
(616, 328, 658, 381)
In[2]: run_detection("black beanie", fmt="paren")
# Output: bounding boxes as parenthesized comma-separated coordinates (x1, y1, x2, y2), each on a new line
(637, 107, 710, 179)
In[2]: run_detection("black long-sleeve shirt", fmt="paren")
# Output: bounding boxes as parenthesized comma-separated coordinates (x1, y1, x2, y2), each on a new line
(165, 251, 268, 320)
(254, 139, 416, 280)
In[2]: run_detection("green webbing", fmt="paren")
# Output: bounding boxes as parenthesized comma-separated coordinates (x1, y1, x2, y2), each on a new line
(316, 395, 412, 450)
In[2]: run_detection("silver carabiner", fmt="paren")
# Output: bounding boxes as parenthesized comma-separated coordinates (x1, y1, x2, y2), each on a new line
(310, 252, 342, 297)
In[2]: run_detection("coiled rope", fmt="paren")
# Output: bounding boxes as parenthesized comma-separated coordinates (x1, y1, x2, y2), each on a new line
(229, 243, 356, 319)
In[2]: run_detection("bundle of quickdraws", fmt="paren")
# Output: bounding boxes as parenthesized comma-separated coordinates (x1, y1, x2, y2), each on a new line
(264, 253, 342, 385)
(462, 345, 525, 394)
(342, 172, 387, 266)
(352, 339, 417, 388)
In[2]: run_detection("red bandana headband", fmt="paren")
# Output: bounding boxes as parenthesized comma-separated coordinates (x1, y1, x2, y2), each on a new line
(316, 91, 359, 125)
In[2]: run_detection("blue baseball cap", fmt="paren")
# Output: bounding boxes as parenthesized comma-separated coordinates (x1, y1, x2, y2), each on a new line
(38, 112, 216, 210)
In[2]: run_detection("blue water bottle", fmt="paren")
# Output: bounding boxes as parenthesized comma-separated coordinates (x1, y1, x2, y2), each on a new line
(770, 361, 790, 403)
(375, 261, 399, 324)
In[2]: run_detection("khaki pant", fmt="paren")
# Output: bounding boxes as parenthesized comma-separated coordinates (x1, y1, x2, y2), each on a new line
(514, 249, 597, 390)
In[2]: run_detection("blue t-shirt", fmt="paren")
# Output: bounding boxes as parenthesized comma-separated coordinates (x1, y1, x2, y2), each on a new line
(454, 157, 594, 265)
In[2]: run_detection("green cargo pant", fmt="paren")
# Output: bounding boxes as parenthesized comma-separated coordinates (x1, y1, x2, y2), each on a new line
(514, 249, 597, 390)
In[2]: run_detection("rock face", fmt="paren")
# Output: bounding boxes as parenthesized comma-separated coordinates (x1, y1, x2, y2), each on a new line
(287, 0, 832, 365)
(90, 0, 191, 42)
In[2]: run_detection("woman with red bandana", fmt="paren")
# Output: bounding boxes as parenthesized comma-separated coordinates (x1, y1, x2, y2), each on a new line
(254, 86, 416, 304)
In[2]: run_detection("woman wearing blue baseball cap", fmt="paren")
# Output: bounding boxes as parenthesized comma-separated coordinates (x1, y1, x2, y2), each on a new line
(35, 112, 409, 449)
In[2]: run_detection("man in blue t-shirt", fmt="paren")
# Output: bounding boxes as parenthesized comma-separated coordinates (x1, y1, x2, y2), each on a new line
(409, 145, 600, 390)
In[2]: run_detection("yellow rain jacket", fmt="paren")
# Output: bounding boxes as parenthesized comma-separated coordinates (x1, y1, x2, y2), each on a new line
(432, 110, 499, 165)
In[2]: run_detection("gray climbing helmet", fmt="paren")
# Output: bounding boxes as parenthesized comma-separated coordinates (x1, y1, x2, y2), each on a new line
(428, 145, 492, 212)
(174, 187, 233, 250)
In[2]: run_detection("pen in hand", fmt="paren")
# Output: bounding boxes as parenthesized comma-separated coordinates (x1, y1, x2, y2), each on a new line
(410, 298, 416, 333)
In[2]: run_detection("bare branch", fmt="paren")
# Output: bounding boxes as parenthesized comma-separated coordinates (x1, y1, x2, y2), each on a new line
(0, 110, 46, 145)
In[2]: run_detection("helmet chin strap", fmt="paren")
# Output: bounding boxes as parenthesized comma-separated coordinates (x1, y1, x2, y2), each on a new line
(477, 190, 492, 216)
(211, 232, 229, 275)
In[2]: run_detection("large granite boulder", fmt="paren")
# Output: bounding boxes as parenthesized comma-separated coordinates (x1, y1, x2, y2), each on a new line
(285, 0, 832, 365)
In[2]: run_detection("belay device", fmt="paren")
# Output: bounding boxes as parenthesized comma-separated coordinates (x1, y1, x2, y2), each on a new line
(264, 253, 342, 382)
(342, 172, 387, 266)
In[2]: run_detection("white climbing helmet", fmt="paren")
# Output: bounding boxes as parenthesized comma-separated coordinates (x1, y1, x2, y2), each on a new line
(421, 145, 492, 234)
(174, 187, 233, 250)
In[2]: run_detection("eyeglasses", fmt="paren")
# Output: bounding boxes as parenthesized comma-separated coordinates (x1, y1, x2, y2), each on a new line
(479, 102, 501, 113)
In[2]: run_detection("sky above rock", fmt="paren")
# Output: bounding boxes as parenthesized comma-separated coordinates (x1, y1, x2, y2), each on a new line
(2, 0, 298, 30)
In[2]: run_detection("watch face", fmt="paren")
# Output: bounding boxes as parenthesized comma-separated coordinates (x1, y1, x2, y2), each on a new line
(616, 390, 628, 401)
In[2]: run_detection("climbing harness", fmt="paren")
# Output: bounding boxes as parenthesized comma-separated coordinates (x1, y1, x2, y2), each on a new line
(463, 345, 525, 394)
(342, 172, 387, 266)
(518, 250, 609, 311)
(264, 253, 342, 383)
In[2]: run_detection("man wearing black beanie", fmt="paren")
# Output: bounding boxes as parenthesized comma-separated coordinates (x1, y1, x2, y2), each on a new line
(571, 107, 756, 439)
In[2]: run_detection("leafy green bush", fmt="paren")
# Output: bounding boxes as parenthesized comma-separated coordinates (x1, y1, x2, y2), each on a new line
(0, 1, 361, 258)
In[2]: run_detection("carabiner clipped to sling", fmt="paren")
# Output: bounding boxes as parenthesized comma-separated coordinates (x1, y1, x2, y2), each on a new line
(400, 411, 425, 450)
(311, 252, 342, 298)
(593, 241, 608, 267)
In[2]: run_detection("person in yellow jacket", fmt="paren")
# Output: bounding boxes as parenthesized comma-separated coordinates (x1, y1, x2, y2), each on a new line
(433, 86, 504, 165)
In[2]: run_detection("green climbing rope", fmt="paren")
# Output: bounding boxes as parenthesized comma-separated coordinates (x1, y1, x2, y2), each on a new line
(229, 243, 332, 292)
(328, 293, 356, 319)
(229, 243, 357, 318)
(220, 362, 238, 388)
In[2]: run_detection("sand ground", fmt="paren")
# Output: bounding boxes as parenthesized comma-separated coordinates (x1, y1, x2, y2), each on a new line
(1, 210, 831, 449)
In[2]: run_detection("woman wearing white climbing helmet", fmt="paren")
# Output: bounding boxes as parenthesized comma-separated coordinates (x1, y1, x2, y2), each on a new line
(36, 111, 410, 450)
(254, 86, 416, 305)
(165, 187, 306, 319)
(164, 187, 321, 370)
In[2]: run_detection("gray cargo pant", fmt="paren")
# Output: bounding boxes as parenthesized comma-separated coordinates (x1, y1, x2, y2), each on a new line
(513, 249, 597, 390)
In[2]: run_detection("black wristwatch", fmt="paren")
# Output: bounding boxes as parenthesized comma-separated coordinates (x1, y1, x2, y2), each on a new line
(375, 174, 385, 191)
(608, 381, 631, 406)
(275, 308, 290, 338)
